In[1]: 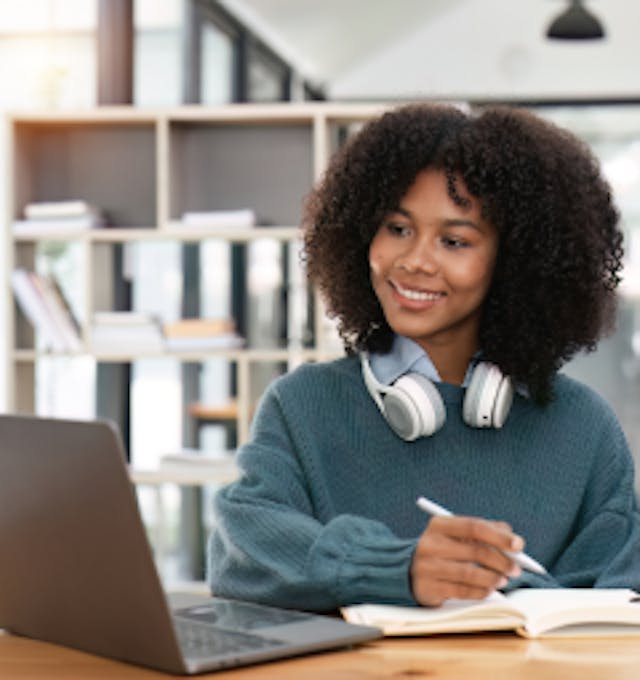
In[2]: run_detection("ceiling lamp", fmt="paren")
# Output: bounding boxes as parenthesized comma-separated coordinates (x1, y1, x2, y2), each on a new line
(546, 0, 605, 40)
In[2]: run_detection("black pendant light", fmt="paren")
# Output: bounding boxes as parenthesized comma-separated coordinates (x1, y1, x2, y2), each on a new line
(546, 0, 605, 40)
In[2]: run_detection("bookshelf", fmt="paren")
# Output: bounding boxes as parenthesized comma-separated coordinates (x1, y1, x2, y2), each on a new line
(5, 103, 387, 452)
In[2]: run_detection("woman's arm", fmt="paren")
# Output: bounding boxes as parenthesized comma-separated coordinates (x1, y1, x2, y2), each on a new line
(207, 384, 416, 611)
(507, 417, 640, 592)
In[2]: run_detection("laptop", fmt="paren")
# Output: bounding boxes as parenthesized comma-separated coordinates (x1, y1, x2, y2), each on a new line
(0, 414, 381, 674)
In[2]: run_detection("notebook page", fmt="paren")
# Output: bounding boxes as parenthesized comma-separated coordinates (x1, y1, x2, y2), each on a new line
(506, 588, 639, 638)
(342, 591, 524, 635)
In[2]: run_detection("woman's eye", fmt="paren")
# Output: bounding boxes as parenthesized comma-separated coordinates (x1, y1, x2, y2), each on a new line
(443, 236, 468, 248)
(386, 222, 411, 237)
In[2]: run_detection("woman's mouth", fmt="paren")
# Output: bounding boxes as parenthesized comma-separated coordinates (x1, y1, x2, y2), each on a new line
(391, 280, 445, 302)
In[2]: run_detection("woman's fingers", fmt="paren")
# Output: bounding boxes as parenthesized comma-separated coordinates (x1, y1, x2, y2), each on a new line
(415, 520, 522, 576)
(430, 516, 525, 554)
(410, 515, 524, 606)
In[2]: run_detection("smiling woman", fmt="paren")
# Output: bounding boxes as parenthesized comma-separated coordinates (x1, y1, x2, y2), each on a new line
(208, 102, 640, 613)
(368, 168, 498, 385)
(303, 103, 621, 405)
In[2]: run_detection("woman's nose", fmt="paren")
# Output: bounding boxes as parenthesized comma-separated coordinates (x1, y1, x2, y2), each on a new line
(395, 240, 439, 274)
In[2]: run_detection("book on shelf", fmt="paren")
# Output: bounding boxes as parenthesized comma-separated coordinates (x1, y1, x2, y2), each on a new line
(179, 209, 256, 230)
(188, 400, 238, 421)
(91, 311, 164, 353)
(163, 317, 244, 351)
(164, 318, 236, 338)
(160, 449, 239, 479)
(24, 199, 94, 219)
(93, 311, 159, 325)
(341, 588, 640, 639)
(130, 450, 239, 486)
(14, 199, 105, 235)
(47, 276, 82, 338)
(11, 268, 82, 352)
(164, 335, 245, 351)
(28, 273, 82, 352)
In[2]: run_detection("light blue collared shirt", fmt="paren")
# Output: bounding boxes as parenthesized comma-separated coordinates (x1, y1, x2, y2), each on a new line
(369, 335, 477, 387)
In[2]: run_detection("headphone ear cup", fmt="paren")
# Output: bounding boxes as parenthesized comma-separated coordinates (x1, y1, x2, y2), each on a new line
(382, 373, 446, 441)
(463, 362, 514, 428)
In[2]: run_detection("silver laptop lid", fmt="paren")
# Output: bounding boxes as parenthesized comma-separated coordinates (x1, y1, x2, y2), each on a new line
(0, 414, 188, 674)
(0, 414, 381, 674)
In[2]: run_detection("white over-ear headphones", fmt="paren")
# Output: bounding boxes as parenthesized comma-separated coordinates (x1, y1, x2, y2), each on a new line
(360, 352, 514, 441)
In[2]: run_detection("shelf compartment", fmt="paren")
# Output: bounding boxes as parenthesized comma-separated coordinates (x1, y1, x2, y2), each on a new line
(168, 121, 314, 227)
(12, 120, 157, 228)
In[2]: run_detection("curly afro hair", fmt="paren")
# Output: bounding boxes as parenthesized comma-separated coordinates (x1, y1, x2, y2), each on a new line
(303, 103, 623, 404)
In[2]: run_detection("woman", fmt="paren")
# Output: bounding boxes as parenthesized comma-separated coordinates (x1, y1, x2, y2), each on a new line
(208, 103, 639, 610)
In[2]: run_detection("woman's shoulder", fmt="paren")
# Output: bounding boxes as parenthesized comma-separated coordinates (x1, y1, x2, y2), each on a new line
(274, 354, 361, 393)
(554, 371, 610, 403)
(253, 355, 365, 431)
(551, 371, 620, 426)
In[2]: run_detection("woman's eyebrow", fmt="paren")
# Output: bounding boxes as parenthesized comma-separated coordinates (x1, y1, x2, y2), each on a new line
(443, 217, 482, 231)
(391, 205, 482, 231)
(388, 206, 412, 218)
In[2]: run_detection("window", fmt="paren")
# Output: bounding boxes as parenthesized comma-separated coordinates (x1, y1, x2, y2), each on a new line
(0, 0, 96, 109)
(134, 0, 183, 107)
(536, 104, 640, 482)
(201, 20, 233, 104)
(247, 41, 290, 102)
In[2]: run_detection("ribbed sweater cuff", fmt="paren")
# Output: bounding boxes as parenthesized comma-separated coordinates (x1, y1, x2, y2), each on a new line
(335, 539, 417, 606)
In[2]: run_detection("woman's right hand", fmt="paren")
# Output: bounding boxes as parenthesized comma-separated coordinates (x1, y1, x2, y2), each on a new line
(410, 515, 524, 607)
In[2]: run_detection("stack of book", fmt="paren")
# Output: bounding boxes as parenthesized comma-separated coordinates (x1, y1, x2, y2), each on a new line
(159, 449, 239, 484)
(179, 209, 256, 230)
(11, 268, 82, 352)
(163, 318, 244, 351)
(13, 199, 105, 236)
(91, 311, 164, 354)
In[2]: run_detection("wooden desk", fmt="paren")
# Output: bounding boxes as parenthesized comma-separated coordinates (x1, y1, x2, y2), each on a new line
(2, 631, 640, 679)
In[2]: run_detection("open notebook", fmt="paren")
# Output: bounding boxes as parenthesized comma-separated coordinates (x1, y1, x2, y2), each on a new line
(342, 589, 640, 639)
(0, 414, 381, 675)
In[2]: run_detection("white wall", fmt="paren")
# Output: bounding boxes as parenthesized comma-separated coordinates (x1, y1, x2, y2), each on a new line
(329, 0, 639, 101)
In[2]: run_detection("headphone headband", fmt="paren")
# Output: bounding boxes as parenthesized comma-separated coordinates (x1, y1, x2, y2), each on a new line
(360, 352, 513, 441)
(360, 352, 387, 412)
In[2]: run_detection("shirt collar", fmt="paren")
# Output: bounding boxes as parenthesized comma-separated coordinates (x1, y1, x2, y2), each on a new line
(368, 334, 527, 396)
(369, 335, 437, 385)
(369, 335, 478, 387)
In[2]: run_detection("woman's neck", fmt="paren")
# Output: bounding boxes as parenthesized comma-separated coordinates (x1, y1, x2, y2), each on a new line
(419, 340, 478, 386)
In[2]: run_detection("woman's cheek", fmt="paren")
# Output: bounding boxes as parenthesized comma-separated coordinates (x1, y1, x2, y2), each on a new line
(368, 247, 384, 275)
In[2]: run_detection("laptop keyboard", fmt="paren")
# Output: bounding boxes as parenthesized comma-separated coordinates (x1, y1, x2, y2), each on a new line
(175, 619, 283, 660)
(174, 599, 313, 631)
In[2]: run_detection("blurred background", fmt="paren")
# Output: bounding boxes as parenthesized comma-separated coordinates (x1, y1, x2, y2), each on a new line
(2, 0, 639, 586)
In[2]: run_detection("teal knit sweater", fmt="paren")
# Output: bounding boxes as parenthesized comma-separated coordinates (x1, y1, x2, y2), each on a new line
(208, 356, 640, 611)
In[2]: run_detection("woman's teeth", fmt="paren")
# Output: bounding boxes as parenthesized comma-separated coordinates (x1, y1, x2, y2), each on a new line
(394, 282, 443, 301)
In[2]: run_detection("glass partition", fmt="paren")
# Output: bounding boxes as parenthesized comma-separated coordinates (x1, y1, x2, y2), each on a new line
(535, 105, 640, 481)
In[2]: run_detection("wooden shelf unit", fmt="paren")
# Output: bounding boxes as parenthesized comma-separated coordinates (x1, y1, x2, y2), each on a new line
(5, 103, 387, 448)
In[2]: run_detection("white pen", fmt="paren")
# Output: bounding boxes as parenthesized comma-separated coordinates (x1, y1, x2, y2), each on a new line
(416, 496, 548, 576)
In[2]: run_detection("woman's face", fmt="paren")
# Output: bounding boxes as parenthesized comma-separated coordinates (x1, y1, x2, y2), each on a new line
(369, 168, 498, 358)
